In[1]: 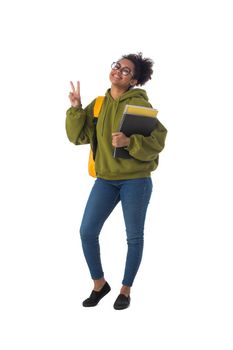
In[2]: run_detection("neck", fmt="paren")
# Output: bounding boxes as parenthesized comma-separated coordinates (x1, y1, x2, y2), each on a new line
(110, 85, 129, 100)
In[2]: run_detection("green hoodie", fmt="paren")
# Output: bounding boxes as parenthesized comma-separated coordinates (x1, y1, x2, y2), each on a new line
(66, 88, 167, 180)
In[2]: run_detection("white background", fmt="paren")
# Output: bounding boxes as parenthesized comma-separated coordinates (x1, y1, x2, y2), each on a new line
(0, 0, 232, 349)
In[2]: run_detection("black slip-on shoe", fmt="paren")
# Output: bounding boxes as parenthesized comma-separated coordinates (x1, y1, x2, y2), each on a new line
(82, 282, 111, 307)
(113, 294, 131, 310)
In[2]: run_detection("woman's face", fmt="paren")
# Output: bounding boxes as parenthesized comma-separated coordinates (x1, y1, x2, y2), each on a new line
(109, 59, 137, 90)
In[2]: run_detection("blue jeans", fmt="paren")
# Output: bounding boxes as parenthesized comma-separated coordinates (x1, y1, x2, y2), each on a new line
(80, 177, 153, 287)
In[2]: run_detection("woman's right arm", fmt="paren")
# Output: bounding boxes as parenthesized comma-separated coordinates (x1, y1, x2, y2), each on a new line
(65, 81, 95, 145)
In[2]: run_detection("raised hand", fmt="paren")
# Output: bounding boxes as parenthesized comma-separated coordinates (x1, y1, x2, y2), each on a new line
(69, 81, 81, 108)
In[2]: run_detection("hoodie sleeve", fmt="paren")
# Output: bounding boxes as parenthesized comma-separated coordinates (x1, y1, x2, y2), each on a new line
(126, 118, 167, 161)
(65, 99, 96, 145)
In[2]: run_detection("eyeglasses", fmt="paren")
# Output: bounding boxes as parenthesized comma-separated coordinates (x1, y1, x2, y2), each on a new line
(111, 62, 134, 77)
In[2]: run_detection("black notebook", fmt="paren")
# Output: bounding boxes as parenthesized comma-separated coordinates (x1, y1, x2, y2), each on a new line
(113, 105, 158, 159)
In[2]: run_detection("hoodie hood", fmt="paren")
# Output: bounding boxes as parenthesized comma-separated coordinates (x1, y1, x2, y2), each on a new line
(99, 88, 150, 137)
(105, 87, 149, 102)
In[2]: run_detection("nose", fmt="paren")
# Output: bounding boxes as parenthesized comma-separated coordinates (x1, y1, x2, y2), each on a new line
(116, 69, 122, 76)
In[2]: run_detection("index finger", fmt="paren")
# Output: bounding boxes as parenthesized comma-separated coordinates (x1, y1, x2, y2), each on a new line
(70, 81, 75, 92)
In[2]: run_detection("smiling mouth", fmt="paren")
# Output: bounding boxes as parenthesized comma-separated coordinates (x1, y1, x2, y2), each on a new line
(112, 73, 121, 80)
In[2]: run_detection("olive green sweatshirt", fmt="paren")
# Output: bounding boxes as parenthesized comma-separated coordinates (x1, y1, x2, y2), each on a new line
(66, 88, 167, 180)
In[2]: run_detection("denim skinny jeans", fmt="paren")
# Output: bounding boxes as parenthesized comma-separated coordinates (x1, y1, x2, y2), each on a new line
(80, 177, 152, 287)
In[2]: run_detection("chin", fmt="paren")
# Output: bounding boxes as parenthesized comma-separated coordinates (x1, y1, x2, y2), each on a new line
(110, 75, 121, 83)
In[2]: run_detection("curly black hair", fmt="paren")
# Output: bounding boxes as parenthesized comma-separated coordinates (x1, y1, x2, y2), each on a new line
(120, 52, 154, 86)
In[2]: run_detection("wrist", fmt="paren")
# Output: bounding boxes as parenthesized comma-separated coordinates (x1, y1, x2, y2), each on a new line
(125, 137, 130, 147)
(72, 103, 82, 109)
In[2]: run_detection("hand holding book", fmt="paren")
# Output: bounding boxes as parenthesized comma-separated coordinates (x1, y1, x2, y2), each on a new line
(113, 104, 158, 159)
(112, 132, 130, 148)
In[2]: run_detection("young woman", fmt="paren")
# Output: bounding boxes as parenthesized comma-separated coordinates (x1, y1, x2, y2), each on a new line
(66, 53, 167, 310)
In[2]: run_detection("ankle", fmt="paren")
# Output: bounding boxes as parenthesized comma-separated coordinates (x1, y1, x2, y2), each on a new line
(93, 277, 106, 291)
(120, 285, 131, 297)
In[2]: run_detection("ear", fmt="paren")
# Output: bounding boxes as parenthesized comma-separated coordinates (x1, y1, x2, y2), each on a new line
(130, 79, 138, 87)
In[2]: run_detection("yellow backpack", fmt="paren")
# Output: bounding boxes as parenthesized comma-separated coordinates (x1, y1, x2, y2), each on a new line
(88, 96, 105, 177)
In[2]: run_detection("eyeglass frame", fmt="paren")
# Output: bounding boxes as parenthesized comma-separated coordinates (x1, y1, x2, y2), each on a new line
(111, 61, 134, 77)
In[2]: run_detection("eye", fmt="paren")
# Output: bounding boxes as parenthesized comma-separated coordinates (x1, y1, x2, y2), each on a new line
(111, 62, 121, 70)
(122, 68, 130, 75)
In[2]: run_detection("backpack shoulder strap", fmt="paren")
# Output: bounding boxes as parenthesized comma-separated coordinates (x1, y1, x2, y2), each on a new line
(93, 96, 105, 117)
(88, 96, 104, 178)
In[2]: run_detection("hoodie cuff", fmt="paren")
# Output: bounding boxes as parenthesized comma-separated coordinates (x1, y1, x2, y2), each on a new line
(124, 136, 133, 151)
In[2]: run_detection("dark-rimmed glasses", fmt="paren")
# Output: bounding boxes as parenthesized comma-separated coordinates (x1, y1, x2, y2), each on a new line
(111, 62, 134, 77)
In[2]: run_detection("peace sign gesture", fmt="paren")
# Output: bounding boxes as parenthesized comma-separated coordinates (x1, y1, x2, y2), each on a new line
(69, 81, 81, 108)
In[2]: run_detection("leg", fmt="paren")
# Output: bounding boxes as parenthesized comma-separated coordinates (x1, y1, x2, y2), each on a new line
(120, 177, 153, 288)
(80, 178, 120, 282)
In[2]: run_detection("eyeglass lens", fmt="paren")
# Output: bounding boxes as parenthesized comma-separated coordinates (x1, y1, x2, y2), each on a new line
(111, 62, 131, 76)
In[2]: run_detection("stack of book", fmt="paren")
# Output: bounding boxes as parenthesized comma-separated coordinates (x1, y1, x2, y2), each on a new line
(113, 104, 158, 158)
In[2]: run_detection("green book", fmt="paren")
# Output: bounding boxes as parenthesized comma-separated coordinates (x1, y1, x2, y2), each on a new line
(113, 105, 158, 159)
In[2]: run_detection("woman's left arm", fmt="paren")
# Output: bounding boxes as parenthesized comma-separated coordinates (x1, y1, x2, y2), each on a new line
(125, 118, 168, 161)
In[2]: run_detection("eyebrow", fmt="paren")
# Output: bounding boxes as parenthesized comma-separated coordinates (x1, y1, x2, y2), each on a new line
(117, 62, 131, 70)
